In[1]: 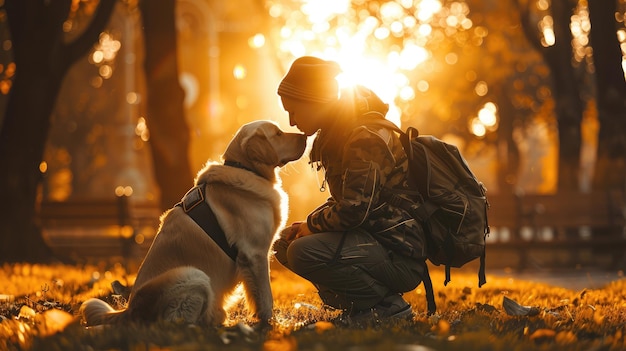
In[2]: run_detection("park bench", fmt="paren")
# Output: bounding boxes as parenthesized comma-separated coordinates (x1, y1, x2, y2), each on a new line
(38, 195, 161, 262)
(486, 190, 626, 270)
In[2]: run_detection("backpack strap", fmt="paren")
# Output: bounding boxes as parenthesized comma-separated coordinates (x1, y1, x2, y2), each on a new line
(385, 191, 441, 221)
(479, 199, 489, 288)
(479, 246, 486, 287)
(361, 117, 406, 136)
(423, 263, 437, 315)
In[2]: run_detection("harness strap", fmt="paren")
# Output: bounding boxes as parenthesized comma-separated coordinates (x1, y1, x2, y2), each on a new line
(176, 183, 238, 261)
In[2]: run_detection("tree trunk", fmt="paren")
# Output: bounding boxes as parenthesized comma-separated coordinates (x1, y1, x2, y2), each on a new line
(494, 85, 520, 194)
(0, 0, 117, 263)
(588, 0, 626, 191)
(516, 0, 584, 193)
(139, 0, 193, 211)
(548, 0, 584, 192)
(0, 60, 58, 262)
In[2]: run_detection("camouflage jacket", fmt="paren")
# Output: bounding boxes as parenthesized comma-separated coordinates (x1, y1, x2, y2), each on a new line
(306, 93, 427, 259)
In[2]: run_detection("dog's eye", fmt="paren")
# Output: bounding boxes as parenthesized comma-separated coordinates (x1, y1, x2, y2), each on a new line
(276, 131, 283, 136)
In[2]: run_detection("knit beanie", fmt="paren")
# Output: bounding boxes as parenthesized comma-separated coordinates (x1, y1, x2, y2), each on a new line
(277, 56, 341, 103)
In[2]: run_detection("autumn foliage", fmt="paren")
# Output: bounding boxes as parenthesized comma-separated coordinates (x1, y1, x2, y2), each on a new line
(1, 262, 625, 350)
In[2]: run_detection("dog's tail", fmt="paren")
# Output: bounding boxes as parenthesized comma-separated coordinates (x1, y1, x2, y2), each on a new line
(79, 298, 128, 326)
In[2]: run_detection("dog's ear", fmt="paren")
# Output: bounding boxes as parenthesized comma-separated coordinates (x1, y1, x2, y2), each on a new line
(244, 134, 279, 165)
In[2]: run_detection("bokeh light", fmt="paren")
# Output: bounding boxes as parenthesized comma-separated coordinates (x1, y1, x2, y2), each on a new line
(89, 32, 121, 80)
(268, 0, 463, 127)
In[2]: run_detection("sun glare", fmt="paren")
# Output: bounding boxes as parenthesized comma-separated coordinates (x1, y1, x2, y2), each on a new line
(334, 56, 403, 124)
(301, 0, 350, 23)
(416, 0, 443, 21)
(271, 0, 448, 127)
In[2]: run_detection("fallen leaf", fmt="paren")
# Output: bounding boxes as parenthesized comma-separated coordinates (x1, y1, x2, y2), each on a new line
(218, 330, 236, 345)
(436, 319, 450, 336)
(476, 303, 497, 313)
(529, 328, 555, 341)
(0, 294, 14, 302)
(593, 311, 604, 325)
(503, 296, 540, 316)
(36, 309, 75, 335)
(428, 313, 440, 325)
(314, 321, 334, 333)
(555, 330, 577, 344)
(18, 305, 36, 320)
(263, 336, 297, 351)
(394, 345, 437, 351)
(217, 322, 259, 345)
(236, 322, 256, 336)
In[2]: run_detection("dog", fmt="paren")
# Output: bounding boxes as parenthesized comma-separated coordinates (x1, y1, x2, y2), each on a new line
(80, 120, 307, 327)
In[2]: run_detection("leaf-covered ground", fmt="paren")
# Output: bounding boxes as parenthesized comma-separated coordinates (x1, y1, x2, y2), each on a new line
(1, 261, 625, 351)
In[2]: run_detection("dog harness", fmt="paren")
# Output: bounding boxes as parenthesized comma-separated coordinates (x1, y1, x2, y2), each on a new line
(176, 182, 238, 261)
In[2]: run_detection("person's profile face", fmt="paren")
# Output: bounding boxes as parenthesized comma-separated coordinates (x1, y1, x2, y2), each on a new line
(280, 96, 324, 136)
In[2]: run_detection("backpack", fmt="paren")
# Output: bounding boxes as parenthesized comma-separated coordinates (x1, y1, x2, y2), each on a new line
(369, 119, 489, 315)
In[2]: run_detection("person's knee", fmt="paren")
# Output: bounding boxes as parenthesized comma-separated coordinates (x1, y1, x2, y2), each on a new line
(286, 238, 315, 276)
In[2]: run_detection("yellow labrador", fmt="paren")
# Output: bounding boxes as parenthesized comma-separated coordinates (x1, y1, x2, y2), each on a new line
(80, 120, 306, 327)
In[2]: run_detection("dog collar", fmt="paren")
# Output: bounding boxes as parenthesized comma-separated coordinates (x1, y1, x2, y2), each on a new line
(224, 160, 264, 178)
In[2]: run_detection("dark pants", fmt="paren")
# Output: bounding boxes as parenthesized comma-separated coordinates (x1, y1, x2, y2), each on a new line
(274, 229, 425, 312)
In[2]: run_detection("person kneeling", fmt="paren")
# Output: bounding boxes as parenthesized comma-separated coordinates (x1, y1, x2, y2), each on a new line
(273, 56, 428, 325)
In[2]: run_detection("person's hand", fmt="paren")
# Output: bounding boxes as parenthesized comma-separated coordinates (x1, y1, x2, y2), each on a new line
(294, 222, 313, 239)
(280, 222, 302, 242)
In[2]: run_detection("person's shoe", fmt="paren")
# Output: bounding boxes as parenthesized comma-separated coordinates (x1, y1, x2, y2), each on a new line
(333, 294, 413, 326)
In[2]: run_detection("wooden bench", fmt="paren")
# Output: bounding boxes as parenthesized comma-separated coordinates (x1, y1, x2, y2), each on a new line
(38, 195, 161, 261)
(485, 190, 626, 270)
(485, 193, 519, 242)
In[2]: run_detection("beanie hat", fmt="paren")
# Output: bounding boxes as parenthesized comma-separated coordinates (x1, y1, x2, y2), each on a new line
(277, 56, 341, 103)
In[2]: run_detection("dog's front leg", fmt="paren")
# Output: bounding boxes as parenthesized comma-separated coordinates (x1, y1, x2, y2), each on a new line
(237, 253, 273, 325)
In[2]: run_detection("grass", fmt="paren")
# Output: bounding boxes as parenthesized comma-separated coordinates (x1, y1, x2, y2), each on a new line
(1, 260, 625, 351)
